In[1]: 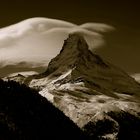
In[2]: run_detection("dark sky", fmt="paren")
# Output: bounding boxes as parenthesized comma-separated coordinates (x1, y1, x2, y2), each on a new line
(0, 0, 139, 27)
(0, 0, 140, 73)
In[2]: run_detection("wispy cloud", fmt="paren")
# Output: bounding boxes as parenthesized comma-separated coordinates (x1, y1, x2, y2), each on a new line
(0, 17, 114, 76)
(131, 73, 140, 83)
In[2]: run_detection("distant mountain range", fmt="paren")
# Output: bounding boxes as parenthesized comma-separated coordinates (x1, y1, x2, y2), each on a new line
(3, 34, 140, 140)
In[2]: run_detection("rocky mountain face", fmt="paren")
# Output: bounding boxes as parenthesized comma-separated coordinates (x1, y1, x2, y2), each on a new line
(5, 34, 140, 139)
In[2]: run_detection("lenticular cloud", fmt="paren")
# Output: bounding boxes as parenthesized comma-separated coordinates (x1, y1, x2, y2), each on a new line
(0, 17, 114, 76)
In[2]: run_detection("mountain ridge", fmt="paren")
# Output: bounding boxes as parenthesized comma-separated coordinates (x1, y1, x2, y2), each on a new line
(44, 34, 109, 76)
(29, 34, 140, 100)
(4, 34, 140, 140)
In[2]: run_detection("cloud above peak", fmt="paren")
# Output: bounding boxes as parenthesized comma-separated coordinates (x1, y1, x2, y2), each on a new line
(131, 73, 140, 83)
(80, 23, 115, 33)
(0, 17, 114, 76)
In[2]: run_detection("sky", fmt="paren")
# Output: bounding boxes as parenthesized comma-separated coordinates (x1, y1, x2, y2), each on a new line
(0, 0, 140, 76)
(0, 0, 139, 27)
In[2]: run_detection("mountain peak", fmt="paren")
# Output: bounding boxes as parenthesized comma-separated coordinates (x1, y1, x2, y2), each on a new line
(60, 33, 89, 54)
(44, 33, 108, 75)
(66, 33, 87, 45)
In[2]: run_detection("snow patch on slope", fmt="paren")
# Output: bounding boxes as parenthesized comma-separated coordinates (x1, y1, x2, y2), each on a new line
(8, 71, 38, 77)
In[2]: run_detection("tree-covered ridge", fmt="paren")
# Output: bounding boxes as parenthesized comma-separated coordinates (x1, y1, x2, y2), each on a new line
(0, 79, 87, 140)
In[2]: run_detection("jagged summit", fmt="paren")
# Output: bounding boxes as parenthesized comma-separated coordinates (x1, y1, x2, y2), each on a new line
(61, 34, 89, 52)
(51, 33, 90, 61)
(45, 34, 108, 76)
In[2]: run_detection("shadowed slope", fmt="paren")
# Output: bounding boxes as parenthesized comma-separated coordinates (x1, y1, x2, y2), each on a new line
(0, 79, 88, 140)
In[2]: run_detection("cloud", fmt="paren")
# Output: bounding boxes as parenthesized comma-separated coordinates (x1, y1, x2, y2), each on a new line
(0, 17, 114, 76)
(131, 73, 140, 83)
(80, 23, 115, 33)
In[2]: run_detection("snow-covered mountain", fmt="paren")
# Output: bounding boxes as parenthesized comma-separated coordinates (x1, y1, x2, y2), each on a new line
(5, 34, 140, 139)
(29, 34, 140, 99)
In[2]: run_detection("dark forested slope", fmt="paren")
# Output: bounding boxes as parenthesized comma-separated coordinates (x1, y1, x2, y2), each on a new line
(0, 79, 87, 140)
